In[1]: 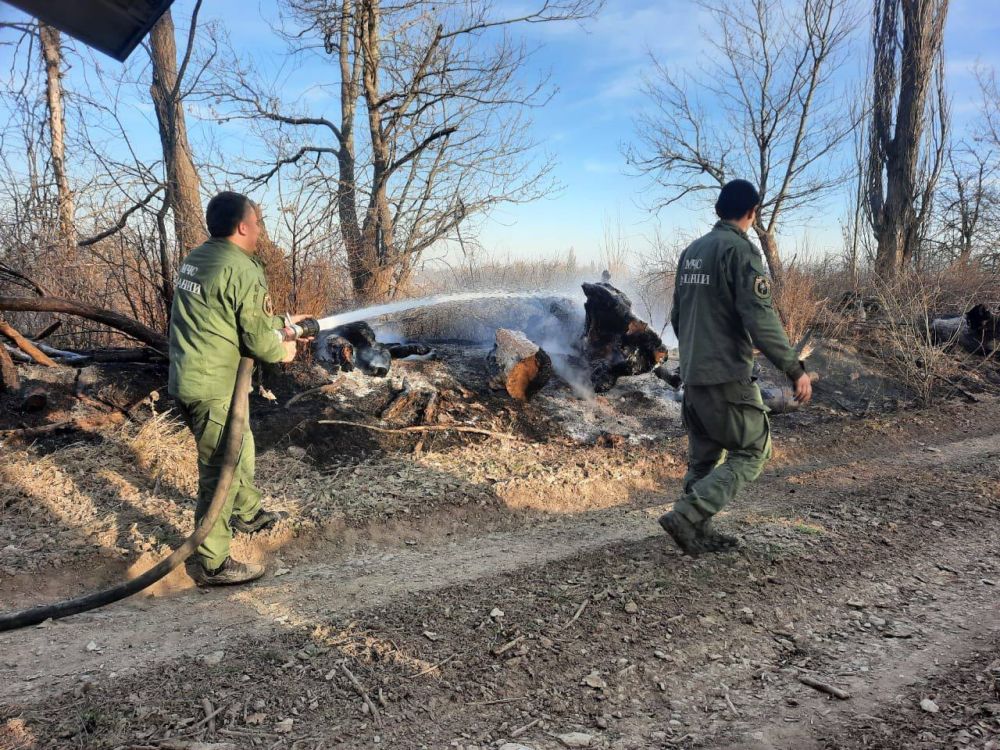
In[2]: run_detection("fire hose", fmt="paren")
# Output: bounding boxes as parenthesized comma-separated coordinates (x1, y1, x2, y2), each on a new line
(0, 357, 254, 633)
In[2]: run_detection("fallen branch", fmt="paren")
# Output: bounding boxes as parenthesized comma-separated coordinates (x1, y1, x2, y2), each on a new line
(797, 674, 851, 700)
(30, 321, 61, 341)
(317, 419, 522, 442)
(0, 318, 58, 366)
(34, 341, 89, 364)
(0, 296, 167, 351)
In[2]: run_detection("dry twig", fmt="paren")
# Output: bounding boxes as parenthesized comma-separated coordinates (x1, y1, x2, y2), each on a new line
(797, 673, 851, 700)
(340, 662, 381, 726)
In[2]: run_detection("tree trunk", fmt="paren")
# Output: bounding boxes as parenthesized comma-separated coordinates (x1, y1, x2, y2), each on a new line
(870, 0, 949, 278)
(149, 9, 207, 278)
(754, 227, 784, 288)
(337, 0, 368, 302)
(39, 23, 75, 246)
(0, 343, 18, 393)
(355, 0, 398, 304)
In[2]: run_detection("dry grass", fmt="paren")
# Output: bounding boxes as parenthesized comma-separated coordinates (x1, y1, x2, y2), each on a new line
(126, 411, 198, 496)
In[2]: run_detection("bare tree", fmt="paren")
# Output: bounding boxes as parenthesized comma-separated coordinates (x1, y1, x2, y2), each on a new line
(148, 1, 207, 292)
(38, 22, 75, 245)
(210, 0, 601, 303)
(866, 0, 949, 278)
(935, 141, 996, 266)
(627, 0, 858, 289)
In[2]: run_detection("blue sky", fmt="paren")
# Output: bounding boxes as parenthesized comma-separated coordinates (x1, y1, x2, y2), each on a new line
(1, 0, 998, 267)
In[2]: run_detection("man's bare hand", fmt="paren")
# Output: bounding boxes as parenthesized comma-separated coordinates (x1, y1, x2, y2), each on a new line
(280, 339, 297, 363)
(793, 372, 812, 403)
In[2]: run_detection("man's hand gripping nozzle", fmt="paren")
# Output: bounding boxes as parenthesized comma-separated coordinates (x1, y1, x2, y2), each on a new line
(279, 313, 321, 342)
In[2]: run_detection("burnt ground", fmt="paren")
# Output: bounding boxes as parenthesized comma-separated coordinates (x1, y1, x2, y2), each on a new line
(1, 336, 999, 750)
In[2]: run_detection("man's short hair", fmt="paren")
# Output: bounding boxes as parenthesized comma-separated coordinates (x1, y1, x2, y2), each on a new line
(715, 180, 761, 221)
(206, 191, 253, 238)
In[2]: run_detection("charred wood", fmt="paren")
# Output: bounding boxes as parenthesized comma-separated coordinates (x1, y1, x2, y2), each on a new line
(317, 322, 394, 376)
(581, 282, 668, 393)
(386, 342, 433, 359)
(380, 381, 436, 425)
(931, 304, 1000, 355)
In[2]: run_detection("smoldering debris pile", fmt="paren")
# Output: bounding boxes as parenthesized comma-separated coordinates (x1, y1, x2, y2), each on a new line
(931, 303, 1000, 355)
(287, 276, 691, 447)
(309, 277, 674, 403)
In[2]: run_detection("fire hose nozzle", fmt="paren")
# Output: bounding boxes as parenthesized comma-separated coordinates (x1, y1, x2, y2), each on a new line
(279, 315, 321, 342)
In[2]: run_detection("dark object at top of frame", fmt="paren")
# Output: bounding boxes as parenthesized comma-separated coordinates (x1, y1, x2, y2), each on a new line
(4, 0, 176, 61)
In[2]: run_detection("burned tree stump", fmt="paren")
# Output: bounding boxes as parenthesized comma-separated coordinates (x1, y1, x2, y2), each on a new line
(581, 282, 668, 393)
(487, 328, 552, 401)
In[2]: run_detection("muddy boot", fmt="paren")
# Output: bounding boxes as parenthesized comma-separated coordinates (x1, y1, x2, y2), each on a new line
(658, 511, 705, 557)
(232, 509, 288, 535)
(185, 557, 265, 587)
(697, 518, 741, 552)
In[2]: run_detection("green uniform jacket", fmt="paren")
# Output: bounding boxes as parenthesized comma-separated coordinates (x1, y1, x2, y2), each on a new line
(670, 221, 804, 386)
(168, 238, 285, 402)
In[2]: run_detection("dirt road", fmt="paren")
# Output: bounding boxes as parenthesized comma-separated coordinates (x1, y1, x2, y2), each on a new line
(2, 400, 999, 749)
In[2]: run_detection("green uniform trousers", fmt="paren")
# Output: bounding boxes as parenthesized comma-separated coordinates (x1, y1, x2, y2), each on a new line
(176, 398, 263, 570)
(674, 379, 772, 524)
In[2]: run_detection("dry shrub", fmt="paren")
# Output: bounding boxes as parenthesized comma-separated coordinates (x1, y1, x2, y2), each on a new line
(775, 265, 823, 346)
(256, 236, 353, 317)
(125, 411, 198, 496)
(862, 274, 968, 406)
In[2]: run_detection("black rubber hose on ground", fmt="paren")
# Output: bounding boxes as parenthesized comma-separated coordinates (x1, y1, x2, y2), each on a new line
(0, 357, 254, 632)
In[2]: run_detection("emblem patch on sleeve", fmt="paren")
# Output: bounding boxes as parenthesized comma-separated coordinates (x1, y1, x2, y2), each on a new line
(262, 292, 275, 317)
(753, 275, 772, 299)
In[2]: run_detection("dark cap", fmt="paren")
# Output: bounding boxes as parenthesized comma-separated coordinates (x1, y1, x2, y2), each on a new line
(715, 179, 761, 221)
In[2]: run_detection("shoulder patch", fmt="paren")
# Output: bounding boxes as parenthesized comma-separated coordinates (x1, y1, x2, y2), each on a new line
(262, 292, 275, 317)
(753, 275, 772, 299)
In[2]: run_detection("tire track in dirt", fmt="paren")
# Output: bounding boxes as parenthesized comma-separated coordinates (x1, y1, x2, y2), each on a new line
(1, 425, 997, 710)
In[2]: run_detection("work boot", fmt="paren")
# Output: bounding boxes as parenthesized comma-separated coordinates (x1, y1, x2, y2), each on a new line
(658, 511, 706, 557)
(231, 508, 288, 535)
(185, 557, 265, 587)
(697, 518, 741, 551)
